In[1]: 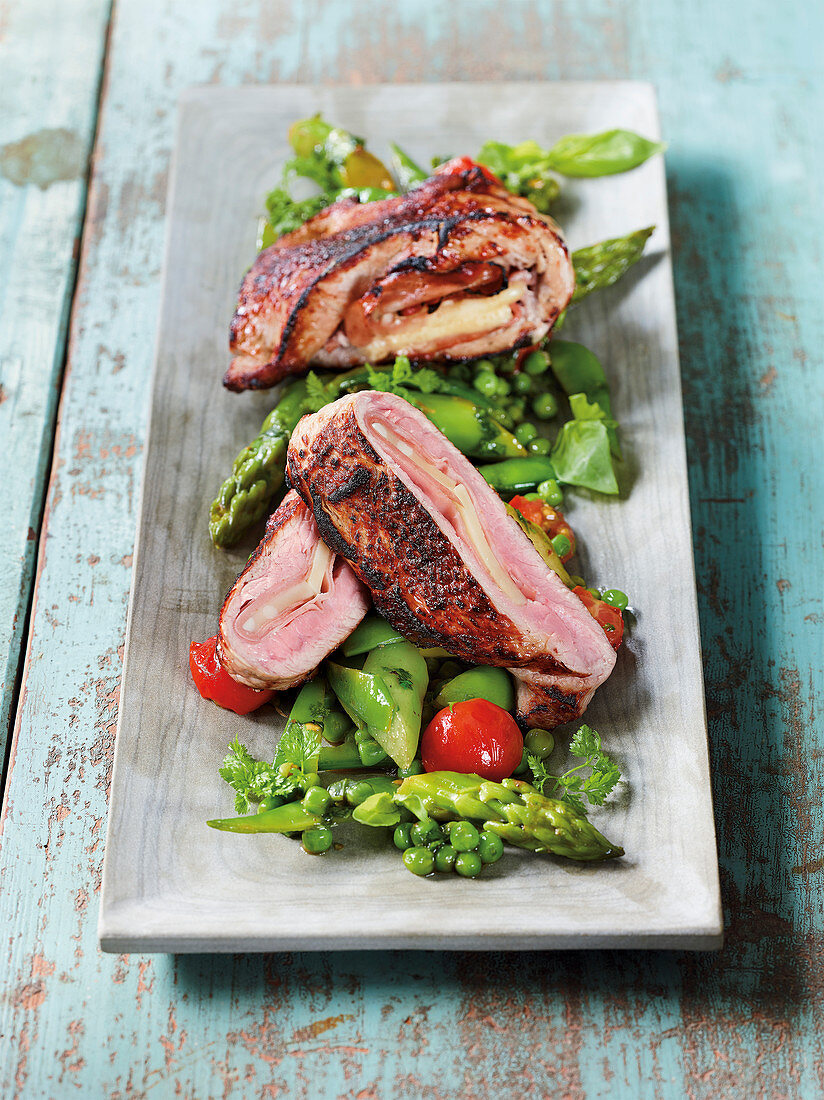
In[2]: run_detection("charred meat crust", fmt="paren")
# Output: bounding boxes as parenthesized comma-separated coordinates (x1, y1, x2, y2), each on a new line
(514, 683, 583, 730)
(287, 404, 565, 668)
(226, 161, 572, 391)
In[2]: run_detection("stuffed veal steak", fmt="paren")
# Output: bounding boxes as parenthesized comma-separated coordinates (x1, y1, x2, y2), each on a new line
(286, 392, 617, 728)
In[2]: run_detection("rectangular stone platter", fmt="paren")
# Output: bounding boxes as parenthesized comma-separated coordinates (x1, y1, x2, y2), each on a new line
(98, 83, 722, 952)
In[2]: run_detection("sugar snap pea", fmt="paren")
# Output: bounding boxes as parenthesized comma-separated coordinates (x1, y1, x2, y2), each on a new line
(362, 640, 429, 770)
(478, 455, 557, 494)
(434, 667, 515, 712)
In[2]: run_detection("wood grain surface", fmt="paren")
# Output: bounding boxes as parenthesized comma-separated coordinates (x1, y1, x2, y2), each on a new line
(1, 0, 822, 1095)
(0, 0, 111, 752)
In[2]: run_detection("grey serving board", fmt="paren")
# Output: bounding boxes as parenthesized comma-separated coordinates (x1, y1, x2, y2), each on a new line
(99, 83, 722, 952)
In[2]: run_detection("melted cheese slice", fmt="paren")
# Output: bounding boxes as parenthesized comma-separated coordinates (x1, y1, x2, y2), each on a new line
(241, 540, 333, 634)
(373, 421, 525, 605)
(361, 282, 524, 360)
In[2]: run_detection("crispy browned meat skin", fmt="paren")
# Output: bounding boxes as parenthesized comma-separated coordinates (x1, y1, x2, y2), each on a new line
(226, 160, 574, 391)
(286, 400, 567, 671)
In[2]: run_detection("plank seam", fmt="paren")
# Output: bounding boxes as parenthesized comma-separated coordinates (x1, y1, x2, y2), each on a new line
(0, 0, 118, 813)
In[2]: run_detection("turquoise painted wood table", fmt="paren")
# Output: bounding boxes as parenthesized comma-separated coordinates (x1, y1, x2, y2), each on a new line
(1, 1, 821, 1095)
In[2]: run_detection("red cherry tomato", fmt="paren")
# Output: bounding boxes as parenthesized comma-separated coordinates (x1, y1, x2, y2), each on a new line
(189, 636, 275, 715)
(509, 496, 576, 560)
(421, 698, 524, 782)
(573, 587, 624, 651)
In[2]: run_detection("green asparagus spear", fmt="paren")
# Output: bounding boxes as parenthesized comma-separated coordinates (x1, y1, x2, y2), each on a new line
(354, 771, 622, 862)
(571, 227, 654, 303)
(209, 377, 313, 548)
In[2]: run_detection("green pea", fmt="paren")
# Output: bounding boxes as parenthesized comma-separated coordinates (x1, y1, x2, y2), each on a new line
(358, 739, 389, 766)
(300, 771, 321, 792)
(537, 478, 564, 507)
(477, 830, 505, 865)
(411, 819, 443, 847)
(403, 846, 435, 876)
(532, 392, 559, 420)
(524, 729, 555, 760)
(258, 795, 285, 812)
(551, 533, 572, 559)
(514, 421, 537, 445)
(448, 821, 480, 852)
(508, 400, 526, 422)
(495, 377, 511, 397)
(353, 727, 370, 745)
(301, 786, 331, 815)
(397, 760, 425, 778)
(474, 358, 496, 375)
(434, 844, 458, 872)
(512, 372, 534, 395)
(528, 437, 551, 456)
(523, 350, 550, 375)
(601, 588, 629, 610)
(301, 826, 333, 855)
(393, 823, 414, 850)
(473, 372, 499, 397)
(455, 851, 483, 878)
(346, 779, 376, 807)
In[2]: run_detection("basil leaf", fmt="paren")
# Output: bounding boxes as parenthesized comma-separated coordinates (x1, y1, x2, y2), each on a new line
(547, 129, 665, 177)
(571, 226, 654, 302)
(550, 342, 620, 458)
(550, 420, 619, 495)
(549, 341, 611, 414)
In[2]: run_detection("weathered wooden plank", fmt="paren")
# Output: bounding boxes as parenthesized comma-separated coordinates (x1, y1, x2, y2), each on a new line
(0, 0, 821, 1096)
(0, 0, 112, 753)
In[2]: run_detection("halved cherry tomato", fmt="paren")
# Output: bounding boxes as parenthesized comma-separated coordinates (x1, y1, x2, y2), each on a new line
(509, 496, 576, 560)
(420, 698, 523, 782)
(189, 636, 275, 715)
(573, 587, 624, 651)
(437, 155, 501, 187)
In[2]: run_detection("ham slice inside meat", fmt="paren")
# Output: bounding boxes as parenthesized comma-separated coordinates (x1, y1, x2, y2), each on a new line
(218, 490, 369, 690)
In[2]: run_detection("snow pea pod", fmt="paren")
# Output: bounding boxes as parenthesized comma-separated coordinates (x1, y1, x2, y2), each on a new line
(478, 455, 557, 493)
(362, 640, 429, 771)
(341, 614, 406, 656)
(326, 663, 396, 735)
(434, 667, 515, 712)
(207, 802, 321, 834)
(403, 391, 525, 460)
(506, 504, 572, 586)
